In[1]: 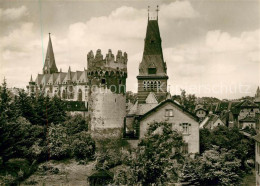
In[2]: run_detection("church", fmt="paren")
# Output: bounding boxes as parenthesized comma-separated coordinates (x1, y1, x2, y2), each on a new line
(27, 8, 200, 154)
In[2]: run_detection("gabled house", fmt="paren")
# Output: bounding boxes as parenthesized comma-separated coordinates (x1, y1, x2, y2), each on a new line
(195, 107, 208, 122)
(200, 114, 225, 129)
(124, 99, 200, 155)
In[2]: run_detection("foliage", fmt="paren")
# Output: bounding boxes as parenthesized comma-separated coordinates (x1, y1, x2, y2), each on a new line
(64, 114, 88, 135)
(173, 89, 196, 113)
(114, 122, 185, 185)
(200, 126, 255, 173)
(126, 91, 137, 104)
(181, 146, 243, 185)
(71, 131, 95, 160)
(48, 124, 71, 159)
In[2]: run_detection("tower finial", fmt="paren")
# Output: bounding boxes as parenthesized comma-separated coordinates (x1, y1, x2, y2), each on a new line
(156, 5, 159, 20)
(30, 74, 33, 82)
(148, 6, 150, 20)
(49, 33, 51, 37)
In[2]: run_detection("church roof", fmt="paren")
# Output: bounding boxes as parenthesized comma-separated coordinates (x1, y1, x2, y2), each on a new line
(138, 19, 167, 77)
(143, 20, 162, 56)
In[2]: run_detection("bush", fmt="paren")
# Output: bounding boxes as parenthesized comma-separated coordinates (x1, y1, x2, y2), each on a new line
(48, 124, 71, 159)
(71, 131, 95, 160)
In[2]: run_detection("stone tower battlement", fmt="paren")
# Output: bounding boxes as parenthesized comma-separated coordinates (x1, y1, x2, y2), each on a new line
(87, 49, 127, 72)
(87, 49, 127, 94)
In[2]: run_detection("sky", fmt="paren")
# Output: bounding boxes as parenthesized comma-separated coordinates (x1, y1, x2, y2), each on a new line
(0, 0, 259, 99)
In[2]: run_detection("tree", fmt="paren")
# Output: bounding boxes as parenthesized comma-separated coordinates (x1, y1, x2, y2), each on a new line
(200, 126, 255, 173)
(71, 131, 95, 160)
(174, 89, 196, 113)
(114, 122, 185, 185)
(48, 124, 71, 159)
(181, 146, 243, 185)
(64, 114, 88, 135)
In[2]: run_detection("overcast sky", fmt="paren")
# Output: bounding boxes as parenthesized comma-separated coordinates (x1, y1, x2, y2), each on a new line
(0, 0, 259, 99)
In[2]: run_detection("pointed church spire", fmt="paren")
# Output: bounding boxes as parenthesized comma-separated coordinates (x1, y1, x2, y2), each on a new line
(256, 86, 260, 97)
(156, 5, 159, 20)
(67, 66, 71, 80)
(30, 75, 33, 82)
(43, 33, 58, 74)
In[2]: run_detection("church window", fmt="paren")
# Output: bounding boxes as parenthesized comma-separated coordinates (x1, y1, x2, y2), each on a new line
(143, 81, 147, 90)
(154, 81, 158, 90)
(78, 89, 82, 101)
(148, 68, 156, 74)
(101, 79, 106, 84)
(165, 109, 173, 117)
(119, 80, 122, 84)
(151, 81, 154, 90)
(147, 81, 150, 90)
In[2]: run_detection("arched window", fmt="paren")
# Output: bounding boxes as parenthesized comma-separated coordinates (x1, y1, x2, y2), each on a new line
(143, 81, 147, 90)
(147, 81, 150, 90)
(151, 81, 154, 90)
(154, 81, 158, 90)
(62, 90, 66, 99)
(78, 89, 82, 101)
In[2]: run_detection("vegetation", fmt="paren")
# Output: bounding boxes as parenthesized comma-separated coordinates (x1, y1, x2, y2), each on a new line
(113, 122, 186, 185)
(0, 79, 95, 184)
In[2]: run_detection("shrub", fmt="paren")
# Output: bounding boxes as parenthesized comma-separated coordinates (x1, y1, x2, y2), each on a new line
(71, 131, 95, 160)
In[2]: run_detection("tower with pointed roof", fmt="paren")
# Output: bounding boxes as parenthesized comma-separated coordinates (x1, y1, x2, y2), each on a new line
(255, 86, 260, 103)
(43, 33, 58, 74)
(137, 6, 168, 103)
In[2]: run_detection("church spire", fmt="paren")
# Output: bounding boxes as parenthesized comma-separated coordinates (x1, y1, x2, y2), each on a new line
(137, 7, 168, 103)
(43, 33, 58, 74)
(255, 86, 260, 103)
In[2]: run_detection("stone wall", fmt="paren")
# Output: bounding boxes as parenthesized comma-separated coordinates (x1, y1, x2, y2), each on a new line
(89, 88, 126, 138)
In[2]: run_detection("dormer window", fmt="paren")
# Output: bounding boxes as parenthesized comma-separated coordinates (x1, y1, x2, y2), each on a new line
(148, 68, 156, 74)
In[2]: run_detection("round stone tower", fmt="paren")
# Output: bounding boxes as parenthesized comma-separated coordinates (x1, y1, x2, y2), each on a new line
(87, 49, 128, 138)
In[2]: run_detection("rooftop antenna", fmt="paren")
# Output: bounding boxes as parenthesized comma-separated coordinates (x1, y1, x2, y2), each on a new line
(148, 6, 150, 21)
(156, 5, 159, 20)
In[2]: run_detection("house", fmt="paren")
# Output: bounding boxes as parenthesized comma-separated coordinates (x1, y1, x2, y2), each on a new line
(200, 114, 225, 129)
(195, 107, 208, 122)
(239, 116, 256, 129)
(253, 133, 260, 186)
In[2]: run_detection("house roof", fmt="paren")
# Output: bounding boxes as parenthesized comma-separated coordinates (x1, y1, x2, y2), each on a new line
(253, 133, 260, 142)
(200, 114, 224, 128)
(140, 99, 199, 122)
(239, 116, 256, 122)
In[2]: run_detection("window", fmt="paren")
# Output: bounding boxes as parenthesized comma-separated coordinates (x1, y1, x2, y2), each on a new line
(101, 79, 106, 84)
(143, 81, 147, 90)
(165, 109, 173, 117)
(182, 143, 189, 154)
(148, 68, 156, 74)
(180, 123, 191, 134)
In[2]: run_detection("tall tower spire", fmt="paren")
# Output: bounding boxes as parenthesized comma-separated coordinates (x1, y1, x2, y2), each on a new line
(255, 86, 260, 103)
(137, 8, 168, 103)
(43, 33, 58, 74)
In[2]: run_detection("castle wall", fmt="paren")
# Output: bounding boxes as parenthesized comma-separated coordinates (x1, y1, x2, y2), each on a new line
(89, 87, 126, 138)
